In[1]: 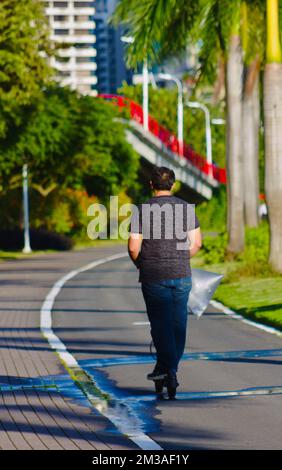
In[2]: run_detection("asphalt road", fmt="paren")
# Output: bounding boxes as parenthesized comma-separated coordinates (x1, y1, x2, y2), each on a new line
(52, 253, 282, 450)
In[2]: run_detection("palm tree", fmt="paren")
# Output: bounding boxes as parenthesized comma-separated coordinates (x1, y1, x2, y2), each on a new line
(224, 4, 245, 253)
(242, 57, 260, 227)
(241, 1, 262, 227)
(113, 0, 246, 253)
(196, 1, 246, 252)
(263, 0, 282, 272)
(112, 0, 200, 68)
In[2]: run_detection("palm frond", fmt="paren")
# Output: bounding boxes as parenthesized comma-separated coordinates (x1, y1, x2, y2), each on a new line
(111, 0, 200, 67)
(244, 0, 265, 64)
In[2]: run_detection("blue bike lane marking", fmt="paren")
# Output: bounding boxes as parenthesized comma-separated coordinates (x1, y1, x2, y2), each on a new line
(79, 347, 282, 435)
(79, 348, 282, 368)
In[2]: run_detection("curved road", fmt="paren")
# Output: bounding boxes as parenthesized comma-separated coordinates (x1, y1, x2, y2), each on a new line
(52, 252, 282, 450)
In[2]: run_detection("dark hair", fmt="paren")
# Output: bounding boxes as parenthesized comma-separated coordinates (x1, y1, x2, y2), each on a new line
(150, 166, 175, 190)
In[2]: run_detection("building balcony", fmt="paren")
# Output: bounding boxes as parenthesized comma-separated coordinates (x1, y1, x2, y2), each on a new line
(76, 76, 97, 85)
(50, 34, 96, 43)
(75, 63, 97, 71)
(46, 7, 95, 16)
(58, 47, 97, 57)
(57, 75, 97, 87)
(55, 62, 97, 72)
(51, 21, 95, 29)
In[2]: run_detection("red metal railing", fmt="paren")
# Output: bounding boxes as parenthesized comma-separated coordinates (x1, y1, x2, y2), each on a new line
(98, 94, 227, 185)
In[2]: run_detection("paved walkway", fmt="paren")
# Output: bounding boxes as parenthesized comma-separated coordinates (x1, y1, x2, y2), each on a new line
(52, 255, 282, 450)
(1, 246, 281, 450)
(0, 246, 138, 450)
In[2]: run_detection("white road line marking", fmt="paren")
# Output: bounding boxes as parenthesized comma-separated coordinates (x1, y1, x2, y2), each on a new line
(133, 322, 150, 326)
(210, 299, 282, 338)
(40, 251, 162, 451)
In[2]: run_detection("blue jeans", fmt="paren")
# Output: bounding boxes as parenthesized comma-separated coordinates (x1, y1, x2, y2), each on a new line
(141, 276, 192, 373)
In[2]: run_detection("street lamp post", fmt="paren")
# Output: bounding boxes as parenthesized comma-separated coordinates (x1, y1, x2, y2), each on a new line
(186, 101, 213, 177)
(157, 73, 184, 155)
(121, 35, 149, 131)
(143, 60, 149, 131)
(211, 118, 226, 125)
(22, 164, 32, 254)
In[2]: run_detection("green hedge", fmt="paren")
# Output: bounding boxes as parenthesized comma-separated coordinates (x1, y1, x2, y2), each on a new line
(202, 232, 227, 264)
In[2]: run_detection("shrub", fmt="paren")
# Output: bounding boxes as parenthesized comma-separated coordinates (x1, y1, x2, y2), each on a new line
(237, 222, 269, 264)
(29, 188, 98, 238)
(0, 228, 73, 251)
(30, 228, 73, 250)
(225, 260, 279, 282)
(0, 188, 22, 229)
(196, 186, 227, 232)
(224, 222, 276, 281)
(201, 232, 227, 264)
(202, 222, 270, 266)
(63, 188, 99, 239)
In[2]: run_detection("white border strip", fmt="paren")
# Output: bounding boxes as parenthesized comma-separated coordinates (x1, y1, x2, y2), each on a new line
(40, 251, 162, 451)
(210, 299, 282, 338)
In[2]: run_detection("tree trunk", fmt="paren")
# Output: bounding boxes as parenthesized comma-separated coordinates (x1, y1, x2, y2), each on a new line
(226, 34, 245, 253)
(263, 63, 282, 272)
(242, 63, 260, 227)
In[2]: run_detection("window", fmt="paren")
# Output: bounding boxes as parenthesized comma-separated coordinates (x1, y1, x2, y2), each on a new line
(76, 71, 91, 77)
(54, 29, 69, 35)
(74, 2, 93, 8)
(54, 15, 67, 21)
(74, 15, 89, 21)
(56, 56, 70, 63)
(74, 29, 89, 35)
(53, 2, 68, 7)
(95, 0, 107, 13)
(76, 57, 92, 63)
(75, 43, 93, 48)
(58, 71, 71, 77)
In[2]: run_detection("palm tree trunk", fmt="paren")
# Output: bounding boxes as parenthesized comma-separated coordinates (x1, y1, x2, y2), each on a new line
(264, 63, 282, 272)
(226, 34, 245, 253)
(242, 61, 260, 227)
(264, 0, 282, 272)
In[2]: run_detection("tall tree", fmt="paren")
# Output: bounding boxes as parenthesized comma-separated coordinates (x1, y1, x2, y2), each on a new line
(0, 87, 139, 201)
(0, 0, 53, 139)
(241, 1, 265, 227)
(242, 57, 260, 227)
(263, 0, 282, 272)
(225, 7, 245, 252)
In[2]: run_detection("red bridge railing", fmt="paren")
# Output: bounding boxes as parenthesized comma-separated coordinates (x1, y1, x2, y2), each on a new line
(98, 94, 227, 185)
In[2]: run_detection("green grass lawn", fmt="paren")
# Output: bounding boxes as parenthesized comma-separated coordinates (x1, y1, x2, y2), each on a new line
(73, 238, 127, 250)
(214, 278, 282, 331)
(0, 239, 127, 262)
(0, 249, 58, 262)
(192, 255, 282, 332)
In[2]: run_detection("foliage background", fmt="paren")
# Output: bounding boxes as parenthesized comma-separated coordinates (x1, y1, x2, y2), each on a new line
(119, 82, 226, 168)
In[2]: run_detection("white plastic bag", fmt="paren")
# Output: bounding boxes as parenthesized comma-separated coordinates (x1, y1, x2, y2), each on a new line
(188, 268, 224, 318)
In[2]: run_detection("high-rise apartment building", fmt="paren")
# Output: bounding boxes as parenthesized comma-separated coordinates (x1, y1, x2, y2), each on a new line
(42, 1, 97, 96)
(94, 0, 132, 94)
